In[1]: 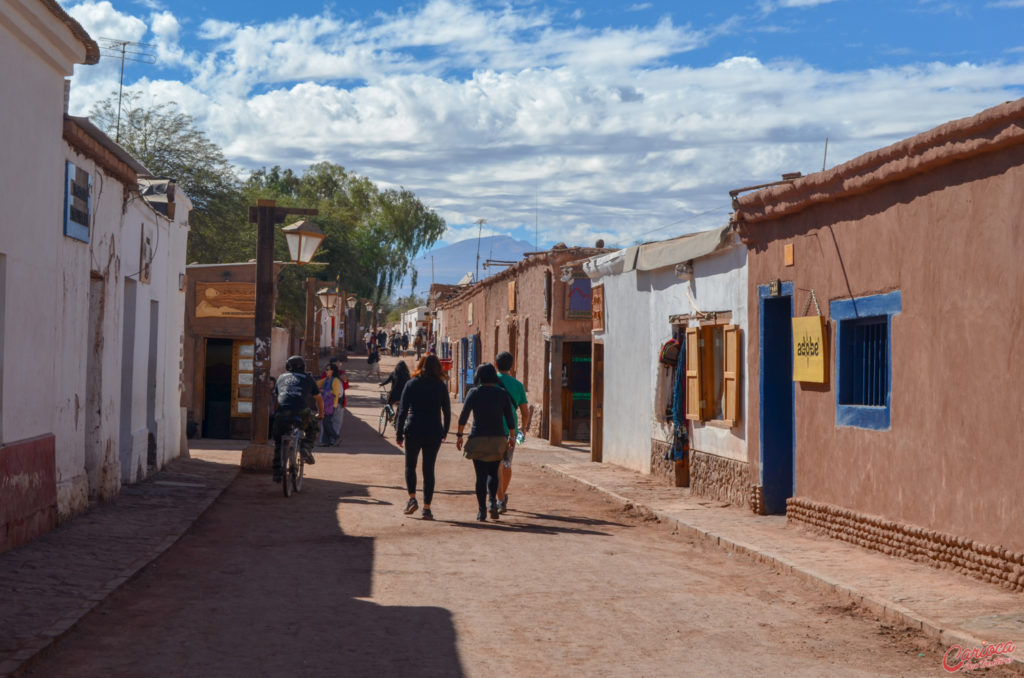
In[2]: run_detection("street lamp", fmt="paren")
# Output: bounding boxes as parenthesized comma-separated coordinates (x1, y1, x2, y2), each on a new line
(346, 295, 358, 311)
(282, 220, 327, 265)
(317, 287, 338, 316)
(240, 200, 321, 472)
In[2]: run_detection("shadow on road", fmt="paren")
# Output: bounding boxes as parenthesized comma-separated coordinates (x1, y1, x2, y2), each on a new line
(28, 470, 466, 678)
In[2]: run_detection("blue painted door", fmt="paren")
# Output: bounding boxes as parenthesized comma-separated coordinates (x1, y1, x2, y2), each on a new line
(759, 287, 795, 515)
(459, 337, 468, 402)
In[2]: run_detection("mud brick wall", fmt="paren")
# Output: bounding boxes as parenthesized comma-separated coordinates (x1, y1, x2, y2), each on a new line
(690, 450, 750, 510)
(787, 497, 1024, 592)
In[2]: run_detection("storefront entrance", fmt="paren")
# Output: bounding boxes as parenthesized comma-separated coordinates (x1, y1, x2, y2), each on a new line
(203, 338, 233, 438)
(561, 341, 592, 441)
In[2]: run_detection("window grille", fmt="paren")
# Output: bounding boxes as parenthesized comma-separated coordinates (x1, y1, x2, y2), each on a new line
(839, 316, 887, 407)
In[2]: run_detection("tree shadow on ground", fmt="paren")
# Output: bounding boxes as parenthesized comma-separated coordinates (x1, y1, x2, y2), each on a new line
(28, 472, 465, 678)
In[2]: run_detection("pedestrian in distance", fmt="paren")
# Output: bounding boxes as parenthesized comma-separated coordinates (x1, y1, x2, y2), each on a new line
(455, 363, 516, 521)
(367, 344, 381, 380)
(271, 356, 324, 482)
(395, 354, 451, 520)
(381, 360, 411, 410)
(494, 351, 529, 514)
(402, 333, 410, 356)
(318, 363, 344, 446)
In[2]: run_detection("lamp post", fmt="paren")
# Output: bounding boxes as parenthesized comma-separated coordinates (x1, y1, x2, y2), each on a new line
(317, 286, 339, 352)
(345, 294, 357, 354)
(241, 203, 323, 471)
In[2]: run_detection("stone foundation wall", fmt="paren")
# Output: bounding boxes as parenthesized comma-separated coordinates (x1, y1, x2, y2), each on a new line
(787, 497, 1024, 592)
(690, 451, 750, 509)
(649, 440, 673, 483)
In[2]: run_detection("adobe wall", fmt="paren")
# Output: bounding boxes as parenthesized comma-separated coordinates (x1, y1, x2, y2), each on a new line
(437, 249, 601, 441)
(742, 141, 1024, 557)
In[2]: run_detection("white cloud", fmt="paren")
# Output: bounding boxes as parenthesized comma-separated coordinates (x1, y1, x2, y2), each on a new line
(64, 0, 147, 41)
(987, 0, 1024, 6)
(62, 0, 1024, 248)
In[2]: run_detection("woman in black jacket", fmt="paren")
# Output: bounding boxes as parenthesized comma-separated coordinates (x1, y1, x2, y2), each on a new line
(395, 355, 451, 520)
(380, 360, 411, 408)
(456, 363, 515, 521)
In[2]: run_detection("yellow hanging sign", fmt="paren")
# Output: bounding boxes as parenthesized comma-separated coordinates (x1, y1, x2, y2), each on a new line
(792, 316, 828, 383)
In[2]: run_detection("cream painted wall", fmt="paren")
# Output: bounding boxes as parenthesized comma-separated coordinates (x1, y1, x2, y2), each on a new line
(591, 239, 748, 474)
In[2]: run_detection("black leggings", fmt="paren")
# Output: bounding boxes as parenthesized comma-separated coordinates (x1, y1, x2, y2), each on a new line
(472, 460, 500, 511)
(404, 434, 443, 505)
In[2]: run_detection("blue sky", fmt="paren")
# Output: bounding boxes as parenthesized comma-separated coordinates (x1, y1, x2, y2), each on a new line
(61, 0, 1024, 250)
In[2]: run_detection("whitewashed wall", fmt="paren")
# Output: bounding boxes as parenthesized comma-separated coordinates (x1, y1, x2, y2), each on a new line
(115, 195, 189, 484)
(590, 239, 748, 474)
(0, 2, 87, 451)
(1, 4, 93, 518)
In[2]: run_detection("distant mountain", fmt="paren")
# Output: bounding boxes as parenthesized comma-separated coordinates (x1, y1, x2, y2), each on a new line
(400, 235, 536, 296)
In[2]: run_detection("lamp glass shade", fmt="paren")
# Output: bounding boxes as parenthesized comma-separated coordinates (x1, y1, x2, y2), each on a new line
(346, 295, 358, 310)
(282, 220, 327, 264)
(317, 287, 338, 310)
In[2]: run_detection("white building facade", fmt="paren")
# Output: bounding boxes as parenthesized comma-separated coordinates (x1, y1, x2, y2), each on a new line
(1, 1, 191, 550)
(585, 225, 752, 508)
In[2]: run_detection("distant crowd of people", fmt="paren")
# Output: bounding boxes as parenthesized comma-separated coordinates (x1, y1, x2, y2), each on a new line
(268, 338, 532, 524)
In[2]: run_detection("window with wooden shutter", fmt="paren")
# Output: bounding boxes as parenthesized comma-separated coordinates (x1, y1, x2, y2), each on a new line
(685, 326, 702, 421)
(722, 325, 741, 427)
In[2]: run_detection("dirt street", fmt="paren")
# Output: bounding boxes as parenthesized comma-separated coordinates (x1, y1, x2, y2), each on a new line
(25, 355, 1006, 677)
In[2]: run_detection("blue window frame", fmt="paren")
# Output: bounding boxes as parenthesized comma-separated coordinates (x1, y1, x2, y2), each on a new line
(64, 161, 91, 242)
(830, 291, 901, 430)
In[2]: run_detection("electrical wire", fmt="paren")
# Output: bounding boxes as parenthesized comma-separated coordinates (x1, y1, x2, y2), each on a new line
(634, 206, 731, 242)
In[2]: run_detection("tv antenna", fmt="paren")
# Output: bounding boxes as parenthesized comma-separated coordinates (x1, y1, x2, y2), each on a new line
(98, 38, 157, 143)
(474, 218, 487, 282)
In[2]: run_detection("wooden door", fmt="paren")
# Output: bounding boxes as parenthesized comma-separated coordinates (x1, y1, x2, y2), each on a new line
(591, 343, 604, 462)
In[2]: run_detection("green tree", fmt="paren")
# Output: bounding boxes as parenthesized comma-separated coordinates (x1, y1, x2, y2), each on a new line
(89, 92, 250, 264)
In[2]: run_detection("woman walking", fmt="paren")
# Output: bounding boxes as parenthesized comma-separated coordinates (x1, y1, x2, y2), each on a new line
(455, 363, 516, 521)
(380, 360, 411, 412)
(319, 365, 339, 446)
(395, 355, 451, 520)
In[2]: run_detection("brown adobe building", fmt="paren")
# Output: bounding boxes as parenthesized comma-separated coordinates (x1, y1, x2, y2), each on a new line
(733, 98, 1024, 591)
(182, 262, 286, 440)
(433, 244, 611, 445)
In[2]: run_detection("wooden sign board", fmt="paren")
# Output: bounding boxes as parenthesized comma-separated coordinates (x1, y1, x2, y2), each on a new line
(196, 282, 256, 319)
(792, 316, 828, 383)
(591, 285, 605, 332)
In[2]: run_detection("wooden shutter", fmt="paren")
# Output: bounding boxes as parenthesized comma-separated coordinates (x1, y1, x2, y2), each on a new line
(685, 327, 702, 421)
(722, 325, 741, 427)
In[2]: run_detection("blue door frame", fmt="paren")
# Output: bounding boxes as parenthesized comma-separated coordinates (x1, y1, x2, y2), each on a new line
(458, 337, 468, 402)
(759, 282, 795, 515)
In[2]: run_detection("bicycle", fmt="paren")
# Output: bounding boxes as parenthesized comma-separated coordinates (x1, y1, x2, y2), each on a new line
(378, 400, 395, 436)
(278, 415, 306, 497)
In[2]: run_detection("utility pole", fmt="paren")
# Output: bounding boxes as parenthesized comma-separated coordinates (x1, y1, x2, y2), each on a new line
(97, 38, 155, 143)
(475, 218, 487, 282)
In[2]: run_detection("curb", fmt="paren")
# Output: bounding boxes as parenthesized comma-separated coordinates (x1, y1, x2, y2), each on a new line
(1, 467, 239, 678)
(540, 463, 1024, 673)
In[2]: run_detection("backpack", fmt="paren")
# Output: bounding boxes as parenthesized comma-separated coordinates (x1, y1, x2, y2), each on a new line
(659, 338, 681, 368)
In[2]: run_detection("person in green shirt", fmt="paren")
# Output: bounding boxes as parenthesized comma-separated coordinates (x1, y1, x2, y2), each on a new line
(495, 351, 529, 514)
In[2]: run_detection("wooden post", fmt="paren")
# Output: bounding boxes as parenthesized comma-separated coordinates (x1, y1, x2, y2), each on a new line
(241, 200, 318, 471)
(305, 277, 317, 374)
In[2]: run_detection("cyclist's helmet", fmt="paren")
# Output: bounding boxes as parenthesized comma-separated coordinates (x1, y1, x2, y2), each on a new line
(285, 355, 306, 373)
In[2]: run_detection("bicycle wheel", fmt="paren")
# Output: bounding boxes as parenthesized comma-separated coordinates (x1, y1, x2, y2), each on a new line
(281, 436, 294, 498)
(378, 407, 389, 436)
(292, 429, 304, 493)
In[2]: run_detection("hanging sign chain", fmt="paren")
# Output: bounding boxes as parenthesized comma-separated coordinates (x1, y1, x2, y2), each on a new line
(801, 289, 821, 317)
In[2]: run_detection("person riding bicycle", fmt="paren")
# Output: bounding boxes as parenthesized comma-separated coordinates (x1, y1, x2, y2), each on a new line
(380, 360, 411, 411)
(271, 355, 324, 482)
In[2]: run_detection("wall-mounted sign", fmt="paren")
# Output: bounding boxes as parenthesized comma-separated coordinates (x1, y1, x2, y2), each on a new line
(566, 274, 592, 319)
(591, 284, 604, 332)
(196, 282, 257, 318)
(792, 316, 828, 383)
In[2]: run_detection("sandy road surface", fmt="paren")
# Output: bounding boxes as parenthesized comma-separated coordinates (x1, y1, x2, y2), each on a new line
(25, 355, 1009, 678)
